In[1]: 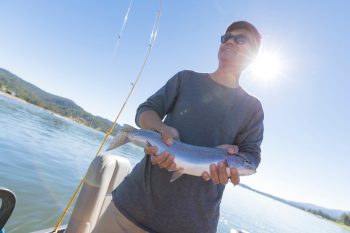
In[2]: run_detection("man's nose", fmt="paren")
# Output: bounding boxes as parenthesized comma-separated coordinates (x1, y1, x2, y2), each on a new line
(224, 39, 237, 48)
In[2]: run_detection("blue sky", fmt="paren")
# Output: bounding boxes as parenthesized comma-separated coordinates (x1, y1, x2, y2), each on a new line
(1, 1, 349, 211)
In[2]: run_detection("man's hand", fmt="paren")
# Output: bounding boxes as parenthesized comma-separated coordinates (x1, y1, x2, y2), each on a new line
(159, 125, 180, 146)
(144, 125, 179, 171)
(201, 144, 240, 185)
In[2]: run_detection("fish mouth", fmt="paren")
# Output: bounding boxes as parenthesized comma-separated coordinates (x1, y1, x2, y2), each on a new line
(237, 167, 256, 176)
(225, 155, 256, 176)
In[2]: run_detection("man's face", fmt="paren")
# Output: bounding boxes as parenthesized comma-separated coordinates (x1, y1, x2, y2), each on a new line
(218, 28, 257, 69)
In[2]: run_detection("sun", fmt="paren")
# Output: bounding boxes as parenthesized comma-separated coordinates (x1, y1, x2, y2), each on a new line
(249, 49, 284, 82)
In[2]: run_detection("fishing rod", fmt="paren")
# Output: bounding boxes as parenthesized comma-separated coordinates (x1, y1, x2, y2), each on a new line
(52, 1, 162, 232)
(113, 0, 133, 57)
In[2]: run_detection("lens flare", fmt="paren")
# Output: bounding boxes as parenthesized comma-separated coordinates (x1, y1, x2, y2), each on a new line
(249, 50, 283, 82)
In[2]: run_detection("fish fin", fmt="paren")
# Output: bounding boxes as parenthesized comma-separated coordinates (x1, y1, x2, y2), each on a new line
(170, 168, 184, 182)
(106, 124, 136, 151)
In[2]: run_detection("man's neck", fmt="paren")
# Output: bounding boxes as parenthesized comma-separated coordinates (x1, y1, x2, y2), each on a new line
(209, 68, 241, 88)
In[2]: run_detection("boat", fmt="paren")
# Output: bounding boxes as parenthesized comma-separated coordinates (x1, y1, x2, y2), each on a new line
(1, 154, 132, 233)
(1, 154, 249, 233)
(0, 187, 16, 233)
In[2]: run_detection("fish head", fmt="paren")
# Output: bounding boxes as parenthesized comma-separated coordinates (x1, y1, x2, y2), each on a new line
(225, 155, 256, 176)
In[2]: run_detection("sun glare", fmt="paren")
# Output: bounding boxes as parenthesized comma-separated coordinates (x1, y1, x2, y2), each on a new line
(249, 50, 283, 82)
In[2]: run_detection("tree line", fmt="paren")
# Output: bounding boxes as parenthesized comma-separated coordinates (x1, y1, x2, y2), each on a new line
(305, 208, 350, 226)
(0, 68, 118, 135)
(340, 213, 350, 226)
(305, 208, 336, 221)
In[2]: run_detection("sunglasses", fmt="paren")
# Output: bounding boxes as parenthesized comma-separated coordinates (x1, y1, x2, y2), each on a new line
(220, 34, 251, 45)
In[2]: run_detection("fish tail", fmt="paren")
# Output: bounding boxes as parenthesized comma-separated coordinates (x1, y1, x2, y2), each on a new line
(106, 124, 137, 151)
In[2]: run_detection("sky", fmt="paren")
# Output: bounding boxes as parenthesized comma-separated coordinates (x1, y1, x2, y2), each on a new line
(1, 0, 349, 211)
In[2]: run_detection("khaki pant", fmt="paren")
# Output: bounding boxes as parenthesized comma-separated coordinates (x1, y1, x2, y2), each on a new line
(92, 201, 148, 233)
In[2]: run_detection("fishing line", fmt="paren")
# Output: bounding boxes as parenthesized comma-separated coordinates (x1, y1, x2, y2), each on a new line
(52, 1, 162, 232)
(113, 0, 133, 57)
(74, 0, 133, 147)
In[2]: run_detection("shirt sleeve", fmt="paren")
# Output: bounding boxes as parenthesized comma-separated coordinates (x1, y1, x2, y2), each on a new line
(234, 100, 264, 169)
(135, 72, 181, 127)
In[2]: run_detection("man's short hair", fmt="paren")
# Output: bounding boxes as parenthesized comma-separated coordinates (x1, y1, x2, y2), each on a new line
(226, 21, 261, 53)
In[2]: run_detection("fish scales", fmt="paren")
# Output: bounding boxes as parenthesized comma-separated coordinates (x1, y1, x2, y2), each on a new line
(108, 124, 256, 182)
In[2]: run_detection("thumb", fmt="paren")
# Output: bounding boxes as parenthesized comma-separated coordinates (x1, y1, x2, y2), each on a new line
(216, 144, 239, 154)
(227, 147, 235, 155)
(161, 131, 173, 146)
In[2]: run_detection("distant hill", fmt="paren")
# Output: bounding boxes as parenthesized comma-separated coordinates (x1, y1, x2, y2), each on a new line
(0, 68, 119, 135)
(239, 184, 350, 222)
(287, 201, 349, 221)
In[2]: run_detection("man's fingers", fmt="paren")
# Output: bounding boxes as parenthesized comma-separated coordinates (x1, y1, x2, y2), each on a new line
(217, 162, 228, 184)
(151, 151, 168, 165)
(231, 145, 239, 154)
(210, 164, 219, 184)
(216, 144, 239, 154)
(159, 154, 174, 169)
(161, 131, 173, 146)
(144, 146, 158, 155)
(201, 171, 210, 182)
(168, 162, 177, 171)
(227, 145, 239, 154)
(159, 125, 180, 146)
(230, 168, 240, 186)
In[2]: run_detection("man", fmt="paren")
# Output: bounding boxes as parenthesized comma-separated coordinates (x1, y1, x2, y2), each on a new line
(93, 21, 264, 233)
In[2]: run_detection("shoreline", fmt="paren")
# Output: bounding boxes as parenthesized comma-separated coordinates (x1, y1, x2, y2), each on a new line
(0, 90, 68, 118)
(0, 90, 29, 104)
(321, 217, 350, 231)
(0, 90, 102, 133)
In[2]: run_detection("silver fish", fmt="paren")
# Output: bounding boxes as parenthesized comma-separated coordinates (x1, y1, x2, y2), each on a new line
(107, 124, 256, 182)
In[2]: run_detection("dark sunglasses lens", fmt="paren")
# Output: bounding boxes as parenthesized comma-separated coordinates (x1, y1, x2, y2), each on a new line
(235, 35, 249, 44)
(221, 35, 227, 43)
(221, 34, 233, 43)
(221, 34, 250, 45)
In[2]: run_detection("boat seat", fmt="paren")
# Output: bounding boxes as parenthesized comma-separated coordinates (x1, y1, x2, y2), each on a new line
(0, 187, 16, 232)
(65, 154, 132, 233)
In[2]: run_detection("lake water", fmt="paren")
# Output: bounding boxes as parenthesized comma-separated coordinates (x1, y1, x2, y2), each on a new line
(0, 94, 349, 233)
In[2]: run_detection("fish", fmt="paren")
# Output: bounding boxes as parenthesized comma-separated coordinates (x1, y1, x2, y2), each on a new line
(107, 124, 256, 182)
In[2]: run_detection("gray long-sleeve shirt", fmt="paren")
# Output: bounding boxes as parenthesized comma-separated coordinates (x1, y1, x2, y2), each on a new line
(112, 70, 264, 233)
